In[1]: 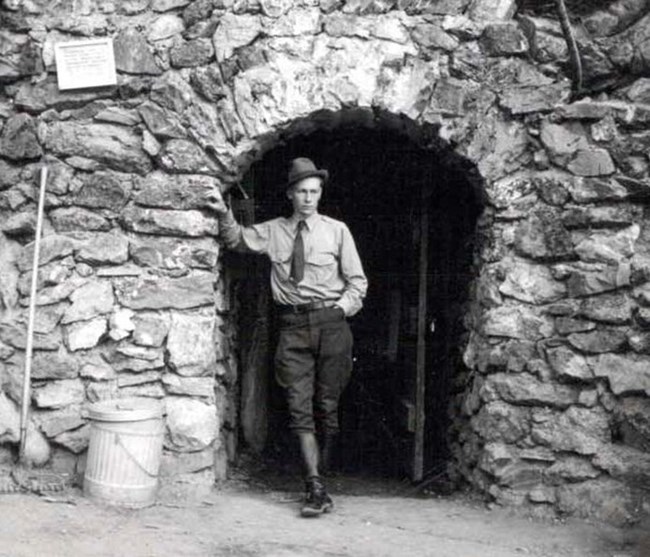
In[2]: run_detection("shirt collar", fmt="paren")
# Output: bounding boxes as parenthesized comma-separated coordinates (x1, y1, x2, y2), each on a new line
(289, 212, 320, 232)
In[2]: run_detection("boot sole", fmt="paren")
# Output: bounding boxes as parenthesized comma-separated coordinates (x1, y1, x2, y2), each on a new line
(300, 503, 334, 518)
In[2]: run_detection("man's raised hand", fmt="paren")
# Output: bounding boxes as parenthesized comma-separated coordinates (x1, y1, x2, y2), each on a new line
(204, 187, 229, 215)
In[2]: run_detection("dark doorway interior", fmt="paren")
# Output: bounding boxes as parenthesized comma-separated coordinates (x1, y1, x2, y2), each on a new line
(232, 119, 483, 483)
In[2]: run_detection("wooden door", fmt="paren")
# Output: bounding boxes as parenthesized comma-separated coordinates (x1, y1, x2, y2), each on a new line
(393, 183, 430, 482)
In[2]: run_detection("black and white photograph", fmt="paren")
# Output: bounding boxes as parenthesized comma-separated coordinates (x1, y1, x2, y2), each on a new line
(0, 0, 649, 555)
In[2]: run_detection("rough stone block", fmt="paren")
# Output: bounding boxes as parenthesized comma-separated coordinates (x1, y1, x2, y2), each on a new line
(562, 205, 641, 229)
(593, 444, 650, 487)
(556, 479, 642, 526)
(61, 280, 114, 324)
(540, 121, 589, 167)
(190, 64, 227, 102)
(545, 456, 600, 483)
(75, 232, 129, 265)
(0, 323, 62, 351)
(135, 172, 221, 211)
(498, 258, 566, 305)
(160, 447, 214, 476)
(64, 317, 107, 352)
(162, 374, 215, 398)
(573, 225, 639, 265)
(1, 211, 36, 237)
(0, 113, 42, 160)
(481, 372, 579, 409)
(132, 311, 171, 347)
(117, 370, 162, 387)
(212, 13, 261, 61)
(563, 177, 628, 204)
(31, 349, 79, 381)
(579, 293, 632, 325)
(500, 83, 571, 115)
(531, 406, 610, 455)
(567, 327, 627, 354)
(470, 401, 529, 443)
(105, 344, 165, 372)
(545, 346, 593, 382)
(566, 264, 630, 297)
(14, 78, 114, 114)
(593, 353, 650, 396)
(34, 405, 84, 438)
(53, 424, 90, 454)
(468, 0, 516, 21)
(32, 379, 85, 409)
(49, 207, 111, 233)
(79, 353, 116, 381)
(138, 101, 187, 140)
(130, 236, 219, 270)
(567, 149, 616, 177)
(167, 311, 217, 377)
(149, 13, 185, 41)
(115, 273, 215, 310)
(165, 397, 219, 452)
(514, 208, 573, 261)
(411, 23, 459, 52)
(157, 139, 222, 175)
(121, 206, 219, 237)
(17, 234, 76, 271)
(615, 397, 650, 451)
(480, 22, 528, 56)
(44, 122, 152, 176)
(71, 171, 133, 212)
(119, 382, 166, 398)
(482, 305, 553, 341)
(108, 308, 136, 341)
(153, 0, 192, 11)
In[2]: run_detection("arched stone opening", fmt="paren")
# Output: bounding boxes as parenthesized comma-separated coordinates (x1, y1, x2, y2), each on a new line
(227, 108, 485, 483)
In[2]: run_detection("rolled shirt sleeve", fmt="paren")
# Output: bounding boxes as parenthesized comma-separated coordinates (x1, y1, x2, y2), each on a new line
(219, 208, 270, 255)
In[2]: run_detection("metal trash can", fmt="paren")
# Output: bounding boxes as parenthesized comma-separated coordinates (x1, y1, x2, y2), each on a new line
(84, 398, 164, 508)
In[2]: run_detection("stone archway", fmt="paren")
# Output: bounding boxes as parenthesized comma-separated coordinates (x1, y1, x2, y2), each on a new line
(228, 107, 485, 481)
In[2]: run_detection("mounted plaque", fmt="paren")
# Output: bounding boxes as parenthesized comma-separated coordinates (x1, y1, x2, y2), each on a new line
(54, 38, 117, 90)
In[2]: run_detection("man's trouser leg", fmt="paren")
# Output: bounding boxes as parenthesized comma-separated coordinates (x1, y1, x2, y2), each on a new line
(274, 307, 353, 462)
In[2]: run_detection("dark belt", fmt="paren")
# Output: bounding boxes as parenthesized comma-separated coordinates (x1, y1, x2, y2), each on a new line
(276, 300, 338, 315)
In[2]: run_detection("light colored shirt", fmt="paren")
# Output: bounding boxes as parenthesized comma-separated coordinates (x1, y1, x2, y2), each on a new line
(219, 210, 368, 316)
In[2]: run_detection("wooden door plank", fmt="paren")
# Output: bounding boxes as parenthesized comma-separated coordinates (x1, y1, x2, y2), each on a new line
(413, 184, 429, 482)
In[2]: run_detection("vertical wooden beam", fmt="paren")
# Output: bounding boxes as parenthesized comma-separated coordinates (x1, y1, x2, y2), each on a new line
(413, 183, 429, 482)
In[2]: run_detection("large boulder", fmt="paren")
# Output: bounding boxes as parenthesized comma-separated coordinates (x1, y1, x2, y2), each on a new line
(165, 397, 218, 452)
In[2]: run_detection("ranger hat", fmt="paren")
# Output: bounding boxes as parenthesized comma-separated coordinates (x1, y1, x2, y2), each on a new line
(287, 157, 329, 188)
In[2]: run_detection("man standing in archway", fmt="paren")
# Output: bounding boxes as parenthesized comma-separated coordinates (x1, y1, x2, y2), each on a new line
(205, 157, 368, 517)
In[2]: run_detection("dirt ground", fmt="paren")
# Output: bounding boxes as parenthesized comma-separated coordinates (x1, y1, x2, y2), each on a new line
(0, 473, 647, 557)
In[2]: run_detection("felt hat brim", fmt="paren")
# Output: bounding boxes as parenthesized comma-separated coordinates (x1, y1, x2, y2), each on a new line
(287, 168, 329, 188)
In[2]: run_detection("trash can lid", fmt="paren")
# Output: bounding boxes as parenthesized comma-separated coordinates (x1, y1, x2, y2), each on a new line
(86, 398, 164, 422)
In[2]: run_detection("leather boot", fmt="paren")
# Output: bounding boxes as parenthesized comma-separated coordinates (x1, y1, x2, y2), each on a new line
(301, 476, 333, 517)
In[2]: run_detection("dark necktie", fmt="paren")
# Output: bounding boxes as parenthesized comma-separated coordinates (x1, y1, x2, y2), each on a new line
(290, 220, 306, 283)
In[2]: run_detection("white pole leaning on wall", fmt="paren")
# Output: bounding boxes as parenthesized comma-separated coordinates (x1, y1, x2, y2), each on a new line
(19, 165, 48, 464)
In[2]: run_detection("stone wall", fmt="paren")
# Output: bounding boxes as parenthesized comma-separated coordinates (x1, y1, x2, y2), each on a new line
(0, 0, 649, 522)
